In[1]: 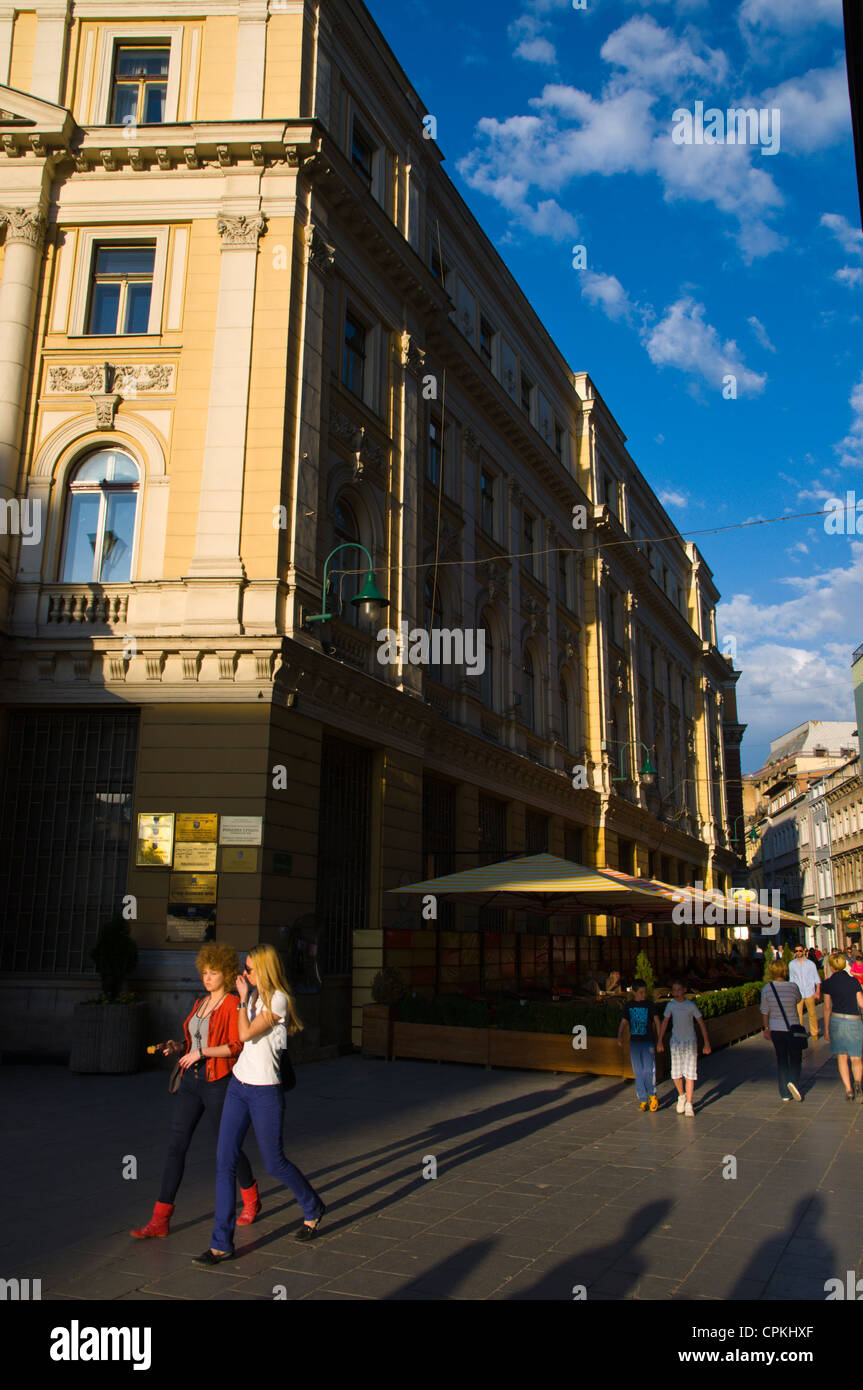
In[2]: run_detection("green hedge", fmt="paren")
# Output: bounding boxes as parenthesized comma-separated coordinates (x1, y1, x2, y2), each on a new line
(693, 982, 763, 1018)
(393, 982, 763, 1033)
(494, 1000, 622, 1037)
(396, 995, 491, 1028)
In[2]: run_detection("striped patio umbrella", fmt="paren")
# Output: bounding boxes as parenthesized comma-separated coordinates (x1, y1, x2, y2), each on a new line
(598, 868, 811, 931)
(391, 853, 677, 920)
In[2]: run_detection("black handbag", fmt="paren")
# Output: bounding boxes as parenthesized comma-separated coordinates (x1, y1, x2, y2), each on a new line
(771, 983, 809, 1050)
(279, 1049, 297, 1092)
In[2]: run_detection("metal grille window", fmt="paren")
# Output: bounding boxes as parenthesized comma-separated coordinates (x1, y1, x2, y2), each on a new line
(525, 811, 548, 854)
(315, 737, 371, 975)
(0, 711, 138, 973)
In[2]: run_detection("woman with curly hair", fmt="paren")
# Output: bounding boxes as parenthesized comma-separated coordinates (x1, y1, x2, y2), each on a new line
(195, 943, 324, 1263)
(131, 942, 261, 1239)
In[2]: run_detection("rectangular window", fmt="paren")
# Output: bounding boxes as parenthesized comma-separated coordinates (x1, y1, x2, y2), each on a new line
(351, 120, 375, 187)
(86, 243, 155, 335)
(523, 512, 535, 575)
(521, 371, 534, 418)
(427, 416, 442, 486)
(554, 420, 564, 462)
(558, 551, 569, 608)
(110, 44, 169, 125)
(480, 469, 496, 538)
(342, 311, 366, 398)
(479, 316, 495, 369)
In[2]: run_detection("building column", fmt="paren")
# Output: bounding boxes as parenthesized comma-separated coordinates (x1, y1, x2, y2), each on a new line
(186, 211, 266, 619)
(0, 207, 46, 603)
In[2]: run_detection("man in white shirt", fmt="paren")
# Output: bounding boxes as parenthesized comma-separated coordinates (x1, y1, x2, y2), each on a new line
(789, 945, 821, 1040)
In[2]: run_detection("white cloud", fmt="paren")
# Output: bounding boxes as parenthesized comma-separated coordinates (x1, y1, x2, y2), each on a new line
(600, 15, 727, 92)
(459, 18, 789, 259)
(836, 373, 863, 468)
(580, 269, 636, 322)
(836, 267, 863, 288)
(659, 488, 689, 508)
(747, 315, 776, 351)
(822, 212, 863, 259)
(763, 62, 850, 154)
(719, 544, 863, 759)
(739, 0, 843, 36)
(644, 296, 767, 395)
(514, 35, 557, 65)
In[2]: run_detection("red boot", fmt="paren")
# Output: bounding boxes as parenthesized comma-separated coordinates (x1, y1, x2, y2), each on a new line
(236, 1183, 261, 1226)
(131, 1201, 174, 1238)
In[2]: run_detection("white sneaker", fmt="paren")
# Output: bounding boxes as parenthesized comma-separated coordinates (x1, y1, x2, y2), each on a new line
(676, 1094, 686, 1114)
(684, 1101, 695, 1117)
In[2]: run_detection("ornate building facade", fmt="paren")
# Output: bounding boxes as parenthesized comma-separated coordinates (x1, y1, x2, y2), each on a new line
(0, 0, 738, 1050)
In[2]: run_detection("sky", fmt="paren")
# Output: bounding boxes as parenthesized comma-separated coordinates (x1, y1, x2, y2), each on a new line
(367, 0, 863, 772)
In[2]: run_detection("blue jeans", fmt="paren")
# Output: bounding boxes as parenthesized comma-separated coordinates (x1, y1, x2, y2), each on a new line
(211, 1076, 321, 1252)
(630, 1039, 656, 1102)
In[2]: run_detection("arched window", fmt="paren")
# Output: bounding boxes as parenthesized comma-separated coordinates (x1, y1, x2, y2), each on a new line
(61, 449, 140, 583)
(559, 679, 570, 751)
(522, 649, 535, 731)
(424, 573, 444, 684)
(330, 497, 361, 625)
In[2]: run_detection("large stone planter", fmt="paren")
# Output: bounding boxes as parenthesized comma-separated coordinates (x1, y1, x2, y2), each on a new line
(69, 1001, 147, 1074)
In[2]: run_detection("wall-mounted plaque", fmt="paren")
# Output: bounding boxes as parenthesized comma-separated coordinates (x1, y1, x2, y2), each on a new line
(221, 847, 259, 874)
(169, 872, 218, 903)
(174, 843, 218, 872)
(219, 816, 263, 846)
(175, 814, 218, 843)
(136, 813, 175, 867)
(167, 904, 216, 943)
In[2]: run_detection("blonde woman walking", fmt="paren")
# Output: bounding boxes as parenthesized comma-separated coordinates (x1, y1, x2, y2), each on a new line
(822, 951, 863, 1101)
(196, 944, 324, 1263)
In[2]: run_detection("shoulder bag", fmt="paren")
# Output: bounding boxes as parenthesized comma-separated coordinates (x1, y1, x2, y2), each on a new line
(770, 983, 808, 1051)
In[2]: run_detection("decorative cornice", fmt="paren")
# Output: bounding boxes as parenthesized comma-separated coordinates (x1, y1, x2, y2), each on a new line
(216, 212, 267, 248)
(46, 362, 175, 395)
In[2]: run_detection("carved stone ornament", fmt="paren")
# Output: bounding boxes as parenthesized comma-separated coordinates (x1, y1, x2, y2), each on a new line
(47, 363, 175, 395)
(305, 223, 335, 273)
(90, 391, 122, 428)
(614, 656, 626, 695)
(329, 406, 385, 481)
(1, 206, 46, 248)
(480, 558, 510, 603)
(507, 479, 524, 506)
(424, 519, 461, 563)
(399, 331, 425, 374)
(463, 425, 480, 460)
(523, 593, 547, 635)
(626, 591, 638, 614)
(216, 212, 267, 248)
(560, 627, 579, 661)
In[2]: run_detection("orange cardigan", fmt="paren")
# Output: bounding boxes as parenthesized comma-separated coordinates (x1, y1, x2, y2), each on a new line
(181, 994, 243, 1082)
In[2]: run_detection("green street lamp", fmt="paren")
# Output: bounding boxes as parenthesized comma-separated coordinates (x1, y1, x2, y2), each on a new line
(612, 741, 657, 785)
(306, 543, 389, 625)
(731, 814, 760, 846)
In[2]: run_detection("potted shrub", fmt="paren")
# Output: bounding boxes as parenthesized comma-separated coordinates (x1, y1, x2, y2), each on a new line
(362, 966, 406, 1058)
(69, 914, 147, 1074)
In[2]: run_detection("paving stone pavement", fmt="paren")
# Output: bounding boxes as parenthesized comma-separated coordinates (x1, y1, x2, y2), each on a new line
(4, 1029, 863, 1301)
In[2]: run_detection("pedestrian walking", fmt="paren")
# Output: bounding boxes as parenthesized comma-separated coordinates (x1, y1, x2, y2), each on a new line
(617, 979, 660, 1111)
(760, 961, 804, 1102)
(848, 947, 863, 989)
(821, 951, 863, 1102)
(196, 943, 325, 1264)
(131, 943, 260, 1239)
(789, 944, 821, 1040)
(656, 981, 711, 1116)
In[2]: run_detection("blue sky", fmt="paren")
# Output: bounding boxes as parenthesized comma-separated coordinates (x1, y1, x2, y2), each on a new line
(368, 0, 863, 772)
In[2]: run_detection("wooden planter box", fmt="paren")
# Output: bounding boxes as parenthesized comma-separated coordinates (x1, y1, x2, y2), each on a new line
(489, 1028, 631, 1077)
(362, 1004, 394, 1058)
(393, 1022, 490, 1065)
(703, 1003, 763, 1050)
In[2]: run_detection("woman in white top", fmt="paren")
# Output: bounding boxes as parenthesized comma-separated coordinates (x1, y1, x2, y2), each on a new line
(761, 960, 804, 1102)
(196, 943, 325, 1263)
